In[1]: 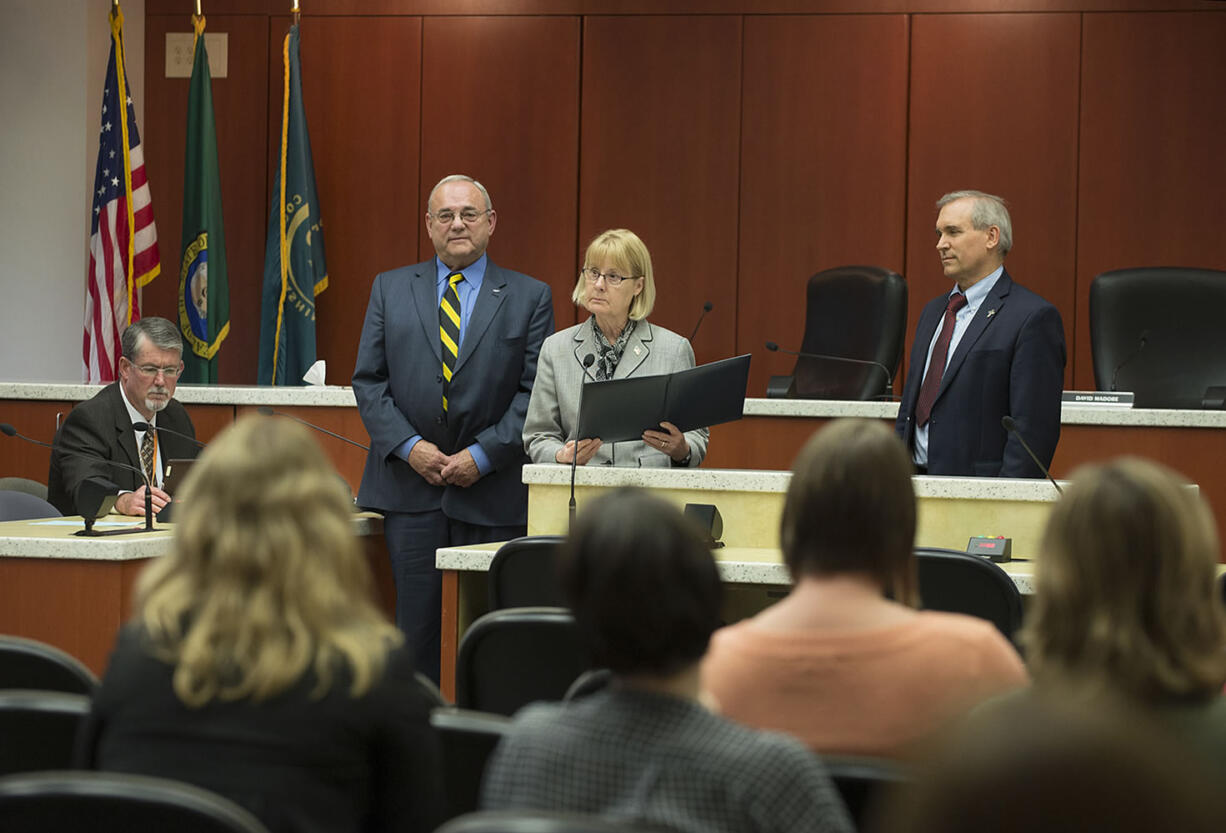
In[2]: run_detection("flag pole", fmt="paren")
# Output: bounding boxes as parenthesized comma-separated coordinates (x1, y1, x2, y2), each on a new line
(292, 1, 300, 25)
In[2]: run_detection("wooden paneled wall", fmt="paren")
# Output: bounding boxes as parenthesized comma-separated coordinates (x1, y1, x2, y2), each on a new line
(140, 2, 1226, 402)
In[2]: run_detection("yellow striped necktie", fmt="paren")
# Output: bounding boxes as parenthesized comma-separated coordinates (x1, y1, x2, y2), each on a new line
(440, 272, 463, 411)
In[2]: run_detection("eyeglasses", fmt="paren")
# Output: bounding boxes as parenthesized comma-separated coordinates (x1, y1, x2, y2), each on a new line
(581, 267, 640, 287)
(430, 208, 490, 225)
(130, 363, 182, 379)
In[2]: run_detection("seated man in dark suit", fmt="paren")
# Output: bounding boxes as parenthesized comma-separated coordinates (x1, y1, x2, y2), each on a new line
(895, 190, 1066, 477)
(47, 316, 198, 516)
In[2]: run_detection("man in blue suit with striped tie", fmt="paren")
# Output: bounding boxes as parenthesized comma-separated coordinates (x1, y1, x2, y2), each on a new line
(353, 174, 554, 682)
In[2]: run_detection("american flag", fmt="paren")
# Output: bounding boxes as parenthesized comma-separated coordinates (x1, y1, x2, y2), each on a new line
(83, 7, 160, 383)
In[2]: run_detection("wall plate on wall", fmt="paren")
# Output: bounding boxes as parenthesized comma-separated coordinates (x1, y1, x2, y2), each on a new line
(165, 32, 228, 79)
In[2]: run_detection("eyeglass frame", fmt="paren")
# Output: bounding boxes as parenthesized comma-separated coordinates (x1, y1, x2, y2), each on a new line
(123, 359, 183, 379)
(580, 266, 642, 287)
(428, 208, 492, 226)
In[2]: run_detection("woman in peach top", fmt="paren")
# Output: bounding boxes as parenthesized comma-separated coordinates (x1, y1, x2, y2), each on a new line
(701, 418, 1027, 759)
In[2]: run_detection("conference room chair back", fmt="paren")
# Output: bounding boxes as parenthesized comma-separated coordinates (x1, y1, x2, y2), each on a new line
(563, 668, 613, 701)
(416, 671, 449, 707)
(767, 265, 907, 400)
(0, 771, 272, 833)
(455, 607, 590, 717)
(0, 478, 49, 502)
(822, 754, 911, 832)
(913, 548, 1024, 644)
(0, 691, 90, 776)
(0, 490, 61, 522)
(1089, 266, 1226, 409)
(436, 809, 677, 833)
(487, 535, 567, 610)
(431, 707, 512, 822)
(0, 635, 98, 694)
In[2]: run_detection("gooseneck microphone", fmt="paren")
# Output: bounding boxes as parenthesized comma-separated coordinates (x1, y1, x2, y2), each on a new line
(132, 421, 206, 449)
(1001, 416, 1063, 495)
(765, 341, 895, 400)
(569, 353, 597, 528)
(1109, 330, 1149, 392)
(256, 407, 370, 451)
(689, 301, 714, 342)
(2, 422, 155, 530)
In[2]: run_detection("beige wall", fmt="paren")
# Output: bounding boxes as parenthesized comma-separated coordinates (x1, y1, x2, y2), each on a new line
(0, 0, 145, 382)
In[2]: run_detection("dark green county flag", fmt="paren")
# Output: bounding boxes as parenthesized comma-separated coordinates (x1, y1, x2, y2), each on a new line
(258, 22, 328, 385)
(178, 14, 229, 384)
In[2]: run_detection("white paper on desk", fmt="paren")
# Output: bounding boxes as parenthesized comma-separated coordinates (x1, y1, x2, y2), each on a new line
(32, 519, 144, 528)
(303, 360, 326, 386)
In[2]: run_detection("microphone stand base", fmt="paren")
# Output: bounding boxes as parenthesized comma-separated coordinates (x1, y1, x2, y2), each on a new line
(74, 525, 161, 537)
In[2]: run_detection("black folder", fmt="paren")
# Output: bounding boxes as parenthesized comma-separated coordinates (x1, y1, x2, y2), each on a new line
(576, 354, 752, 443)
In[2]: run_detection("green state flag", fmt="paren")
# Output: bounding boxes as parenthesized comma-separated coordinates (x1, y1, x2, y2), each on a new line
(258, 22, 328, 385)
(178, 14, 229, 384)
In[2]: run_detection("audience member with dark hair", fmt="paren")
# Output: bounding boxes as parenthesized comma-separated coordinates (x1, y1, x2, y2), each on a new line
(81, 415, 444, 833)
(703, 419, 1027, 758)
(1020, 457, 1226, 772)
(481, 488, 854, 833)
(874, 694, 1226, 833)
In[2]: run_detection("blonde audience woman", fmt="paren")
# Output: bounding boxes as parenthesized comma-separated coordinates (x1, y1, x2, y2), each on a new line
(702, 419, 1027, 758)
(523, 228, 708, 468)
(1022, 457, 1226, 772)
(81, 416, 443, 833)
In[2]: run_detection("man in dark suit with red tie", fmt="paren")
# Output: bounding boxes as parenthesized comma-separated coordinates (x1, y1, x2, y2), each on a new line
(896, 190, 1065, 477)
(353, 174, 554, 682)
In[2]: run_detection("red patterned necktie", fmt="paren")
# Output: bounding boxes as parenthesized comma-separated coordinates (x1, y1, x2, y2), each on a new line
(915, 292, 968, 427)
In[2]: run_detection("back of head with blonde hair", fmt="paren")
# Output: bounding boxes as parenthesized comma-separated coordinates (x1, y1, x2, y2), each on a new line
(1024, 457, 1226, 701)
(135, 415, 401, 707)
(781, 418, 918, 605)
(571, 228, 657, 321)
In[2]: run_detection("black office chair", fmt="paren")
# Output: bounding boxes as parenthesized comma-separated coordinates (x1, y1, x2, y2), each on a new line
(0, 691, 91, 776)
(0, 478, 49, 502)
(563, 668, 612, 701)
(432, 708, 512, 822)
(455, 608, 589, 717)
(768, 265, 907, 400)
(822, 755, 910, 831)
(0, 635, 98, 694)
(914, 548, 1023, 643)
(1090, 267, 1226, 408)
(436, 810, 674, 833)
(487, 535, 567, 610)
(416, 671, 449, 707)
(0, 490, 61, 522)
(0, 771, 272, 833)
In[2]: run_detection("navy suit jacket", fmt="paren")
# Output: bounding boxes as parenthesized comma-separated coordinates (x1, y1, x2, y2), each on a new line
(352, 258, 554, 526)
(46, 383, 198, 515)
(895, 270, 1066, 478)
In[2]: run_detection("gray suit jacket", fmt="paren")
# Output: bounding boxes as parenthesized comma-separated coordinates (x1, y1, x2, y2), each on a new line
(523, 318, 709, 467)
(353, 258, 553, 526)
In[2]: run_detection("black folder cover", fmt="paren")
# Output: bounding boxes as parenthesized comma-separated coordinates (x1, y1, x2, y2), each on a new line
(576, 354, 752, 443)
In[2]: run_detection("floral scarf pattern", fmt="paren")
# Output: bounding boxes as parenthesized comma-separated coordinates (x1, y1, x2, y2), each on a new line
(591, 317, 637, 382)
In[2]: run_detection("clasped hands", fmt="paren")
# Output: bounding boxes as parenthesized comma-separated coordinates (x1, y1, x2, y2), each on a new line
(409, 440, 480, 487)
(555, 420, 689, 465)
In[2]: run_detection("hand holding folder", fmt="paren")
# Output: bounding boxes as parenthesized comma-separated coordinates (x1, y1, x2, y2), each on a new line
(576, 354, 752, 444)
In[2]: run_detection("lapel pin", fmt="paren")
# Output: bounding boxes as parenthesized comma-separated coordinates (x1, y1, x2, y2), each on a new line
(986, 308, 997, 318)
(633, 346, 642, 356)
(491, 288, 502, 295)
